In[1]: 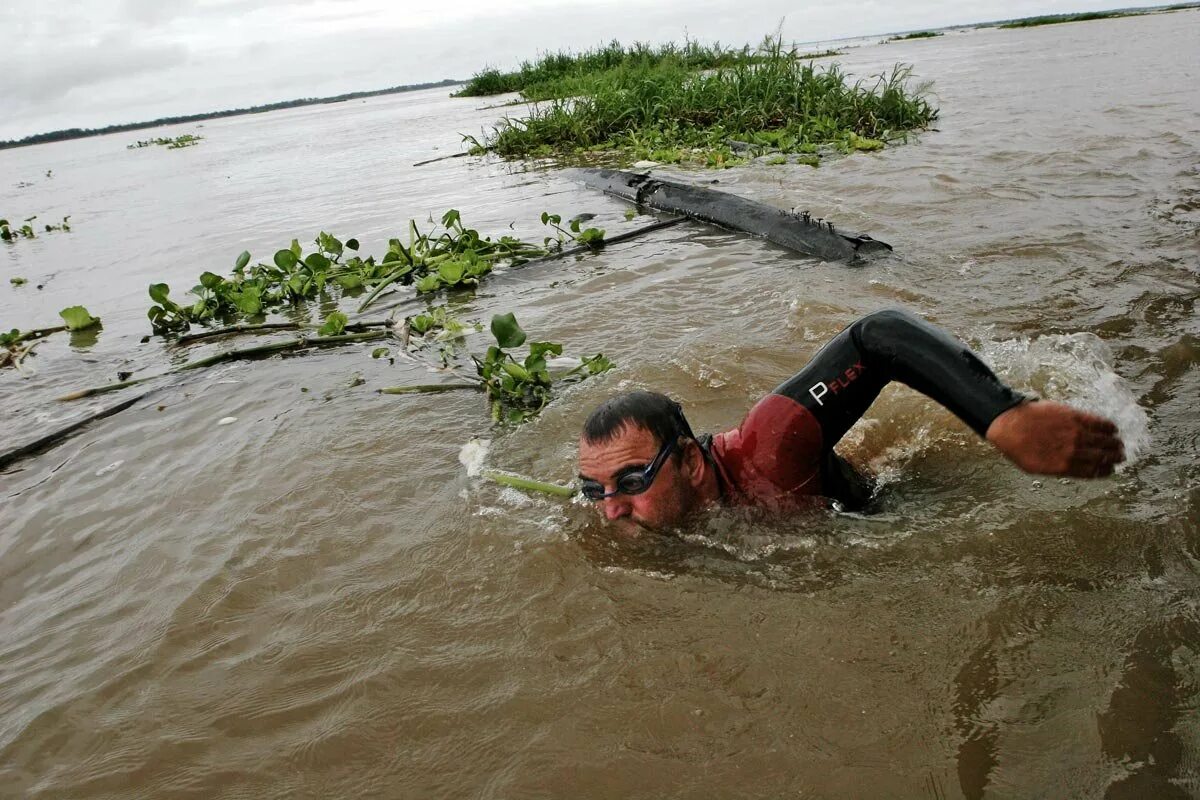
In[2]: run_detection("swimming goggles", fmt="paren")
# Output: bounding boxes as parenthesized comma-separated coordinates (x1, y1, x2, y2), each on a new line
(580, 436, 677, 501)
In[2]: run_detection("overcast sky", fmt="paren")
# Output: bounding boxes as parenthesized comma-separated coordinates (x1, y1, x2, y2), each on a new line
(0, 0, 1138, 140)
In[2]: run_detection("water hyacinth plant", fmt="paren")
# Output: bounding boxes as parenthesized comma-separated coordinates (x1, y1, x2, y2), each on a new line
(1, 215, 71, 241)
(382, 311, 613, 424)
(146, 210, 604, 334)
(127, 134, 203, 149)
(475, 36, 937, 167)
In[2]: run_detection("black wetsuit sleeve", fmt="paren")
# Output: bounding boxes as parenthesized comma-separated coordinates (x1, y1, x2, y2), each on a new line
(773, 309, 1027, 451)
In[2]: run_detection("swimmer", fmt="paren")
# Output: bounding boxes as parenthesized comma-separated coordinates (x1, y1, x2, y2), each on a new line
(577, 309, 1125, 532)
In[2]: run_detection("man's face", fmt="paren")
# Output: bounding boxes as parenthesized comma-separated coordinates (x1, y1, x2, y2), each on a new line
(577, 424, 697, 534)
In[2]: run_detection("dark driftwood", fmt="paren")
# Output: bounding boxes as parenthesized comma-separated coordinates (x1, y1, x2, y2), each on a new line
(572, 168, 892, 263)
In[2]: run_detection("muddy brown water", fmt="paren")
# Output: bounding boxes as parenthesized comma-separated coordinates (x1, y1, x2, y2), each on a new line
(1, 12, 1198, 799)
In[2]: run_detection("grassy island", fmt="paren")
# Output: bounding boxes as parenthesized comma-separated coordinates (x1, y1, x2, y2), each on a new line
(888, 31, 943, 40)
(467, 37, 937, 168)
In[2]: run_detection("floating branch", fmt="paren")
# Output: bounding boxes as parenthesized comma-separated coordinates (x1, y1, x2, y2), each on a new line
(175, 319, 392, 345)
(412, 152, 470, 167)
(58, 330, 388, 402)
(0, 393, 150, 472)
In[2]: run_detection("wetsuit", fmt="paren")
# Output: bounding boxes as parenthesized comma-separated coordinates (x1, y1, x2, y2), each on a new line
(704, 309, 1027, 511)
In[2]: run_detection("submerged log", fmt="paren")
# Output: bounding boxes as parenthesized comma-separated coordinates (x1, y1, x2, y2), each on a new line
(572, 168, 892, 263)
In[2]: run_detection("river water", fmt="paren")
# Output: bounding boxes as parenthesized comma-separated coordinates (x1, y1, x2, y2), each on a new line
(2, 11, 1198, 799)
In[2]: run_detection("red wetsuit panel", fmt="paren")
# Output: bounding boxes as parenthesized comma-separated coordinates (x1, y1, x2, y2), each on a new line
(710, 393, 826, 511)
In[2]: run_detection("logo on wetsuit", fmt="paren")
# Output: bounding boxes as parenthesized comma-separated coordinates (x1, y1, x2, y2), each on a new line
(808, 362, 865, 406)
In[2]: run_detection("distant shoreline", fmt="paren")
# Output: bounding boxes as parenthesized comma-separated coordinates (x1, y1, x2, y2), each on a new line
(0, 79, 463, 151)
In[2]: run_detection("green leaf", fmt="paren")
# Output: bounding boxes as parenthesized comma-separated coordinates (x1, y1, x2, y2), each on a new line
(502, 361, 531, 381)
(438, 259, 465, 286)
(528, 341, 563, 360)
(414, 274, 441, 293)
(290, 238, 302, 258)
(10, 276, 27, 286)
(149, 283, 171, 304)
(274, 249, 298, 269)
(441, 209, 461, 229)
(304, 253, 331, 270)
(232, 286, 262, 315)
(490, 312, 526, 348)
(346, 238, 360, 251)
(200, 271, 223, 290)
(317, 311, 348, 336)
(578, 227, 606, 247)
(371, 346, 390, 359)
(235, 251, 251, 271)
(59, 305, 99, 331)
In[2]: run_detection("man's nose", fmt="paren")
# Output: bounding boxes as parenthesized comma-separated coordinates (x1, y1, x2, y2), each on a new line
(603, 494, 631, 520)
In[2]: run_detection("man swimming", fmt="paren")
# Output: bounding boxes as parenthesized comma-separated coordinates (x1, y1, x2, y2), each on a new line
(577, 309, 1126, 531)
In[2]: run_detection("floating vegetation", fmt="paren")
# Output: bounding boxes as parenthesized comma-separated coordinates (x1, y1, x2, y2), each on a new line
(997, 11, 1134, 28)
(888, 31, 942, 40)
(1, 215, 71, 242)
(146, 211, 605, 335)
(454, 39, 746, 98)
(381, 310, 613, 424)
(475, 36, 937, 168)
(1, 306, 100, 371)
(127, 134, 203, 150)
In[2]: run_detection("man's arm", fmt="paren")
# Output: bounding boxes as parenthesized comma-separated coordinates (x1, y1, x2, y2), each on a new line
(772, 309, 1124, 477)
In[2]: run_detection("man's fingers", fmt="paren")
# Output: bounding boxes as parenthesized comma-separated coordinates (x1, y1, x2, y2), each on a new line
(1079, 429, 1126, 460)
(1082, 415, 1118, 435)
(1067, 447, 1124, 478)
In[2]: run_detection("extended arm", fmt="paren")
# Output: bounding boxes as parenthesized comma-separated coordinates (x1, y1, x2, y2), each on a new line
(773, 309, 1124, 476)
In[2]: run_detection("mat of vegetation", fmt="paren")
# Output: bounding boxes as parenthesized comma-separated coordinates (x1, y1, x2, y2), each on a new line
(996, 9, 1150, 28)
(454, 40, 746, 98)
(888, 31, 942, 40)
(475, 38, 937, 168)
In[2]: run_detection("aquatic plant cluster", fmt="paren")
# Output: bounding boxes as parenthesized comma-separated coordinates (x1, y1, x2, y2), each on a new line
(127, 134, 202, 150)
(1, 215, 71, 241)
(888, 31, 942, 41)
(5, 206, 613, 425)
(473, 38, 938, 167)
(146, 210, 603, 333)
(1, 306, 99, 371)
(454, 39, 747, 98)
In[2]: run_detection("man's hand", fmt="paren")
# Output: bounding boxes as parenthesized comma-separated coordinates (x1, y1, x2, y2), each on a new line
(985, 400, 1126, 478)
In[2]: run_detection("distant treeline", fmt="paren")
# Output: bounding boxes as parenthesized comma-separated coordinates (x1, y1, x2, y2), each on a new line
(1, 79, 462, 150)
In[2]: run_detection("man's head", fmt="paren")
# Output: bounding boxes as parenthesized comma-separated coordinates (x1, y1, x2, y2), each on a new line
(577, 391, 710, 533)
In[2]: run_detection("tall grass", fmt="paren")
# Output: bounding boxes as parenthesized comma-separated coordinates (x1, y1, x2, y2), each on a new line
(455, 39, 745, 97)
(482, 39, 938, 165)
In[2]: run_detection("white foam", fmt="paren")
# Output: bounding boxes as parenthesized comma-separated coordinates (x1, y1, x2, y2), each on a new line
(980, 332, 1151, 464)
(457, 437, 491, 477)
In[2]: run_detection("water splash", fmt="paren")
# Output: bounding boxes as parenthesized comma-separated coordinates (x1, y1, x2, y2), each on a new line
(980, 331, 1151, 464)
(457, 437, 491, 477)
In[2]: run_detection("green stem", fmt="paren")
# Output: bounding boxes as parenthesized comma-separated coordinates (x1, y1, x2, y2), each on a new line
(357, 264, 414, 313)
(481, 469, 576, 498)
(175, 320, 390, 345)
(378, 383, 479, 394)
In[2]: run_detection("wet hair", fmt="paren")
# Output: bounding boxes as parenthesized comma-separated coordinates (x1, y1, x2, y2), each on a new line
(581, 390, 696, 450)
